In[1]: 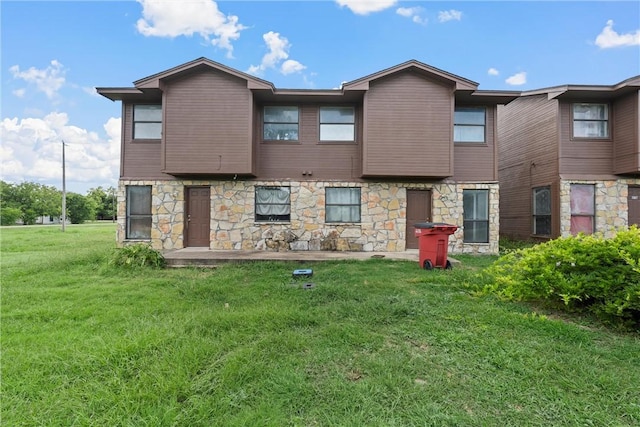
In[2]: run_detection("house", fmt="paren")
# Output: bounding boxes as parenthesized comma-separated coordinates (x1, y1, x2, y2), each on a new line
(498, 76, 640, 240)
(97, 58, 519, 254)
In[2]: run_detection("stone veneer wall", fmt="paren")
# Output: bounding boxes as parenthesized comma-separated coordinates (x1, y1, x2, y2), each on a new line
(117, 179, 500, 254)
(559, 178, 640, 238)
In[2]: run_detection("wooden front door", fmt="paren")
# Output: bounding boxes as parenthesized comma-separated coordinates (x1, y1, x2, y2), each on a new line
(185, 187, 211, 247)
(629, 186, 640, 227)
(406, 189, 432, 249)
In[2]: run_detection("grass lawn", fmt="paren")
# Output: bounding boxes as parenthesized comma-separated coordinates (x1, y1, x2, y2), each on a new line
(2, 224, 639, 426)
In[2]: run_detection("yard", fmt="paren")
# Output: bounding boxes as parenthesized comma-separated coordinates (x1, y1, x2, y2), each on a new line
(2, 224, 639, 426)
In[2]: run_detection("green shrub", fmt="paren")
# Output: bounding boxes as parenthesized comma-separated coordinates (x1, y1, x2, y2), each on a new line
(0, 207, 22, 225)
(110, 243, 166, 268)
(480, 227, 640, 327)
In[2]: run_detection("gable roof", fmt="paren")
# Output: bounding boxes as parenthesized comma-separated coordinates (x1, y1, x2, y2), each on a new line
(133, 57, 274, 90)
(97, 57, 517, 103)
(342, 59, 479, 91)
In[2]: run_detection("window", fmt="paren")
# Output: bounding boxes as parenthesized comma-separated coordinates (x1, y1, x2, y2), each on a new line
(126, 186, 152, 239)
(326, 188, 361, 223)
(463, 190, 489, 243)
(532, 186, 551, 236)
(263, 106, 299, 141)
(133, 104, 162, 139)
(255, 186, 290, 222)
(573, 103, 609, 138)
(570, 184, 595, 235)
(454, 107, 485, 143)
(320, 107, 355, 141)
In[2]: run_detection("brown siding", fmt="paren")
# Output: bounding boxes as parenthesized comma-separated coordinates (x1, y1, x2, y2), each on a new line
(121, 103, 173, 180)
(498, 95, 560, 239)
(256, 104, 362, 180)
(162, 69, 253, 175)
(362, 70, 453, 177)
(559, 101, 613, 175)
(613, 90, 640, 175)
(453, 105, 497, 181)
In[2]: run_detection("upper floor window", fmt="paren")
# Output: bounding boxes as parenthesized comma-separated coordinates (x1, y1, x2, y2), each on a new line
(326, 187, 361, 223)
(320, 107, 355, 141)
(532, 186, 551, 236)
(454, 107, 485, 143)
(133, 104, 162, 139)
(263, 106, 299, 141)
(572, 103, 609, 138)
(255, 186, 290, 222)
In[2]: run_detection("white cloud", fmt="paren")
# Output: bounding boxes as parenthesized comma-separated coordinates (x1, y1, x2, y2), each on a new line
(336, 0, 397, 15)
(136, 0, 246, 58)
(0, 113, 121, 192)
(488, 68, 499, 76)
(396, 7, 426, 25)
(247, 31, 306, 76)
(83, 87, 100, 97)
(9, 60, 66, 99)
(13, 89, 26, 98)
(281, 60, 306, 75)
(438, 10, 462, 23)
(595, 19, 640, 48)
(506, 72, 527, 86)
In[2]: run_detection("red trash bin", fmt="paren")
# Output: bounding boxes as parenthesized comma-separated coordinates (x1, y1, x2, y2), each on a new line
(414, 222, 458, 270)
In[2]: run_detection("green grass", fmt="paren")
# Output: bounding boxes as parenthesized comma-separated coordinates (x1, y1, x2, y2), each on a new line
(2, 225, 640, 426)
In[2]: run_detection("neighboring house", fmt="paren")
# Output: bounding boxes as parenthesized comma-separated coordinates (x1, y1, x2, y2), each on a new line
(498, 76, 640, 241)
(97, 58, 518, 254)
(15, 216, 63, 225)
(36, 215, 61, 225)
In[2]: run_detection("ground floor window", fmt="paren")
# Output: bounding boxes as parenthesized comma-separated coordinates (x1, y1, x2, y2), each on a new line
(326, 187, 361, 223)
(126, 185, 152, 239)
(532, 186, 552, 236)
(463, 189, 489, 243)
(570, 184, 595, 235)
(255, 186, 291, 222)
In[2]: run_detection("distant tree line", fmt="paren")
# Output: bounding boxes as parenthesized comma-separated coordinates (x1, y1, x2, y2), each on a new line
(1, 181, 116, 226)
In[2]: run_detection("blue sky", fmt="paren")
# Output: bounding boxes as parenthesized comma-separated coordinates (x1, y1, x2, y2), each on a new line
(1, 0, 639, 194)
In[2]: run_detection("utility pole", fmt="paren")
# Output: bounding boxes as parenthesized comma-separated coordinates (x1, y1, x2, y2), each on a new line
(61, 140, 66, 232)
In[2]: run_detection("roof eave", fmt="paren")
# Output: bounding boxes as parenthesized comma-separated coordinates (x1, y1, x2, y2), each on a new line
(95, 87, 144, 101)
(520, 75, 640, 100)
(456, 90, 522, 105)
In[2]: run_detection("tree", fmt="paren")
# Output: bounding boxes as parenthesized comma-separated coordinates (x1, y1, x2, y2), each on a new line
(86, 186, 116, 220)
(0, 207, 22, 225)
(1, 181, 61, 225)
(66, 193, 96, 224)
